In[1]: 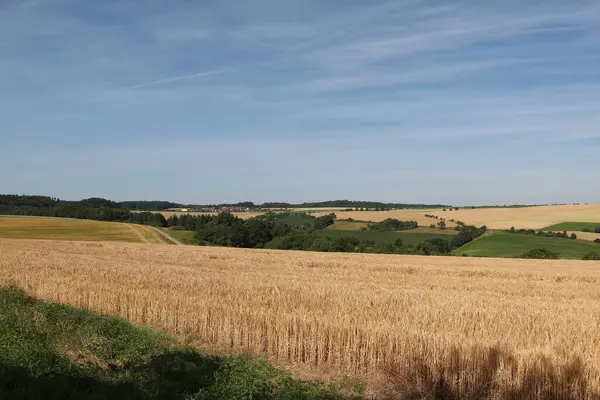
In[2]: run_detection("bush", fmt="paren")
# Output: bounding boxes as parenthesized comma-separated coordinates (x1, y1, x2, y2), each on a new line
(582, 252, 600, 260)
(595, 238, 600, 245)
(519, 248, 559, 259)
(595, 226, 600, 234)
(570, 233, 577, 240)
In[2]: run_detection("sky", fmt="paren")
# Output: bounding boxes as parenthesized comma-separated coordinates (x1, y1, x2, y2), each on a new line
(1, 0, 599, 206)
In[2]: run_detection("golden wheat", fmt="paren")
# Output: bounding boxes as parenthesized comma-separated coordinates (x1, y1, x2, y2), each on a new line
(430, 204, 600, 230)
(313, 210, 454, 227)
(1, 238, 600, 397)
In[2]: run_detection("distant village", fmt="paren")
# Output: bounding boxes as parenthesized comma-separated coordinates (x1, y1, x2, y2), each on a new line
(178, 206, 252, 213)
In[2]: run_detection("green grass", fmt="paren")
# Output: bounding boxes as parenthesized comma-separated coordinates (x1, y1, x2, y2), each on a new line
(0, 216, 145, 243)
(160, 228, 196, 244)
(0, 286, 351, 400)
(542, 222, 600, 231)
(456, 231, 600, 259)
(318, 229, 457, 247)
(327, 221, 368, 230)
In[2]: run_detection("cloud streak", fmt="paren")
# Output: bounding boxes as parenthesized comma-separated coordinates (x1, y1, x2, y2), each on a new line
(1, 0, 600, 203)
(117, 68, 229, 90)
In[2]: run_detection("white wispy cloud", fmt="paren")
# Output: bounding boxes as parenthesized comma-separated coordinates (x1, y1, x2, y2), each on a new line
(2, 0, 600, 203)
(117, 68, 229, 90)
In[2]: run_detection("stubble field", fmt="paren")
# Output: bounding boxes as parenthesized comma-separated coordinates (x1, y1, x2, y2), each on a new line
(2, 238, 600, 397)
(313, 210, 453, 227)
(0, 216, 166, 244)
(430, 204, 600, 230)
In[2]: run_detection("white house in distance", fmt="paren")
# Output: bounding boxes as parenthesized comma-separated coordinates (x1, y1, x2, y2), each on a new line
(181, 208, 188, 212)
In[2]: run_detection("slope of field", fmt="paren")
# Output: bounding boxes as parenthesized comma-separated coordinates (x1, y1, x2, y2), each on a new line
(456, 231, 600, 259)
(160, 228, 195, 244)
(0, 286, 342, 400)
(431, 204, 600, 230)
(327, 220, 369, 230)
(543, 221, 600, 231)
(319, 228, 457, 246)
(313, 210, 454, 227)
(0, 216, 166, 243)
(2, 238, 600, 397)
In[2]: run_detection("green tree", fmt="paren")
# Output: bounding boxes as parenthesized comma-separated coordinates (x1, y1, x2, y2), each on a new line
(245, 219, 273, 248)
(582, 252, 600, 260)
(519, 248, 559, 259)
(394, 238, 403, 248)
(570, 233, 577, 240)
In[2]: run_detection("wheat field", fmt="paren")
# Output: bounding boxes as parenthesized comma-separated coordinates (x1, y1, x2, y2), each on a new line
(1, 238, 599, 397)
(0, 216, 166, 244)
(430, 204, 600, 230)
(313, 210, 454, 227)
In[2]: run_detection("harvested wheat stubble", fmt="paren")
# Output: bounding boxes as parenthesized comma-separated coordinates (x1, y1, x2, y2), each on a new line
(313, 210, 454, 227)
(431, 204, 600, 230)
(1, 238, 600, 397)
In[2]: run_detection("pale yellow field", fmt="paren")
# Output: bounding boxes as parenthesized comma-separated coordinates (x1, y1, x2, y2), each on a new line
(430, 204, 600, 230)
(566, 231, 600, 242)
(268, 207, 348, 212)
(0, 216, 166, 244)
(313, 210, 455, 227)
(2, 238, 599, 397)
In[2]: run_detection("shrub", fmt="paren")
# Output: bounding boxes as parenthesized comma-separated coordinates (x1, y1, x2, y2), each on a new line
(595, 226, 600, 234)
(582, 252, 600, 260)
(519, 248, 559, 260)
(570, 233, 577, 240)
(595, 238, 600, 245)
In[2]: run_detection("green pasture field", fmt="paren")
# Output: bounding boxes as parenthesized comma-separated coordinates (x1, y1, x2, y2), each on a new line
(542, 222, 600, 231)
(456, 231, 600, 260)
(317, 229, 457, 247)
(160, 228, 196, 244)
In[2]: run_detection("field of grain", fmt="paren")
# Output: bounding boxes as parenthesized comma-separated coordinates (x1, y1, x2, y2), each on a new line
(1, 238, 599, 397)
(431, 204, 600, 230)
(313, 210, 454, 227)
(0, 216, 166, 244)
(566, 231, 600, 242)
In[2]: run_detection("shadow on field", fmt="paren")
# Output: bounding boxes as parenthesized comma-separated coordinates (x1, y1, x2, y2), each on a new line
(0, 350, 221, 400)
(380, 346, 599, 400)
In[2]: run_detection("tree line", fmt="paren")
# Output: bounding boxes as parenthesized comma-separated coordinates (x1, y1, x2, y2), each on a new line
(507, 227, 578, 240)
(367, 218, 418, 231)
(165, 212, 487, 256)
(0, 195, 168, 227)
(261, 200, 450, 209)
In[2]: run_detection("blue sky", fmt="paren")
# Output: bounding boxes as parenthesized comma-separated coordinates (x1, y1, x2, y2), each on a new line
(1, 0, 599, 205)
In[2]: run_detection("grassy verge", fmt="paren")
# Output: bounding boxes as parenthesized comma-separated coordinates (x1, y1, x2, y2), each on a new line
(542, 222, 600, 231)
(456, 231, 600, 259)
(0, 286, 351, 400)
(160, 228, 196, 244)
